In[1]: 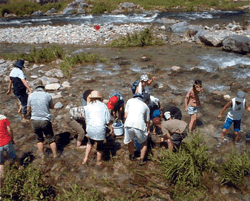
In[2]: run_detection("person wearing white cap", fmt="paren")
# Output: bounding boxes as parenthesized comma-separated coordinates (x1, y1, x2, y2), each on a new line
(217, 91, 250, 147)
(132, 74, 155, 95)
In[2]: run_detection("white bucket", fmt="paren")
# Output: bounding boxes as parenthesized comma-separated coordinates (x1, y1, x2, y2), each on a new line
(112, 120, 124, 136)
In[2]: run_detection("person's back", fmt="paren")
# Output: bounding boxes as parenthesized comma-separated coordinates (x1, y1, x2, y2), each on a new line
(9, 67, 27, 95)
(84, 100, 110, 140)
(28, 88, 53, 121)
(125, 97, 149, 131)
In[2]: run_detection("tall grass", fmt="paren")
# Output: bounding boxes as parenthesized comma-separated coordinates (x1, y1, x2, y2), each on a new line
(219, 149, 250, 186)
(109, 28, 165, 48)
(2, 45, 65, 63)
(1, 163, 55, 200)
(90, 1, 117, 14)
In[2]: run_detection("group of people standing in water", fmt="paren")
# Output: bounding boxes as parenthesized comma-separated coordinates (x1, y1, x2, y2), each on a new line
(1, 59, 250, 184)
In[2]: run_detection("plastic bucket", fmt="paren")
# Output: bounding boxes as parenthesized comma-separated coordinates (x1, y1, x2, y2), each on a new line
(112, 120, 124, 136)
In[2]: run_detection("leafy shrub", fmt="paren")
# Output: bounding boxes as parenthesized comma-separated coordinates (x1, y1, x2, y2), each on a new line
(109, 28, 165, 48)
(1, 163, 55, 200)
(219, 149, 250, 186)
(2, 45, 65, 63)
(90, 1, 117, 14)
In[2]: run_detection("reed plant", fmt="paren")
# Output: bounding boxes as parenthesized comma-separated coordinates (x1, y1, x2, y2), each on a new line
(2, 45, 65, 63)
(109, 28, 165, 48)
(219, 149, 250, 186)
(1, 163, 55, 200)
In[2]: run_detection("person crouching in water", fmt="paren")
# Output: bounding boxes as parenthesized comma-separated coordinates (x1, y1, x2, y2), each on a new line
(82, 90, 110, 166)
(217, 91, 250, 147)
(153, 107, 188, 151)
(185, 80, 202, 132)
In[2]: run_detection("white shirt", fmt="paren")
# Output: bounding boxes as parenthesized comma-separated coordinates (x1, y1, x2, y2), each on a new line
(124, 98, 150, 131)
(9, 67, 26, 80)
(227, 98, 245, 120)
(84, 100, 110, 140)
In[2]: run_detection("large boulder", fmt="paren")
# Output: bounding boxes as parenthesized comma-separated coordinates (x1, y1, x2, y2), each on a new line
(222, 35, 250, 54)
(195, 30, 235, 47)
(31, 10, 43, 16)
(44, 8, 57, 15)
(170, 21, 188, 33)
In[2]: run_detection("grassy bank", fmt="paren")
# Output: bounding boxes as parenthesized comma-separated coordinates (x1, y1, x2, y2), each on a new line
(1, 133, 250, 200)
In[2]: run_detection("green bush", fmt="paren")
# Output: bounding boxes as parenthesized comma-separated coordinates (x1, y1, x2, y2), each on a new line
(219, 149, 250, 186)
(2, 45, 65, 63)
(90, 1, 117, 14)
(109, 28, 165, 48)
(1, 163, 55, 200)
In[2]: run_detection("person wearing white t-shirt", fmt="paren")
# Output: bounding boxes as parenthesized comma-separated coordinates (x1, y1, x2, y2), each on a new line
(124, 93, 150, 166)
(6, 59, 31, 122)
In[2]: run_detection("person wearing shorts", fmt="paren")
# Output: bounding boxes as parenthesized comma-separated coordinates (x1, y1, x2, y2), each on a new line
(82, 90, 110, 166)
(217, 91, 250, 147)
(27, 80, 58, 158)
(0, 115, 16, 186)
(153, 107, 188, 151)
(6, 59, 32, 122)
(124, 93, 150, 166)
(185, 80, 203, 132)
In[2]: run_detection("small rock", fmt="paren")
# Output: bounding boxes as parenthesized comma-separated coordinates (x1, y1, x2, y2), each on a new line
(56, 115, 63, 120)
(55, 59, 64, 65)
(45, 83, 61, 90)
(24, 60, 30, 67)
(54, 102, 64, 109)
(38, 70, 44, 74)
(32, 64, 39, 70)
(171, 66, 181, 71)
(62, 81, 71, 88)
(223, 94, 231, 101)
(30, 75, 38, 79)
(50, 92, 62, 99)
(160, 25, 166, 30)
(65, 103, 74, 110)
(0, 59, 6, 64)
(31, 10, 43, 16)
(4, 76, 10, 82)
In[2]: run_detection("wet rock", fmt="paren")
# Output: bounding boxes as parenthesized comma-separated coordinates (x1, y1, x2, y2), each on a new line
(44, 8, 57, 15)
(62, 7, 75, 15)
(45, 83, 61, 90)
(31, 10, 44, 16)
(186, 25, 203, 37)
(222, 35, 250, 54)
(54, 102, 64, 109)
(197, 30, 235, 47)
(171, 21, 188, 33)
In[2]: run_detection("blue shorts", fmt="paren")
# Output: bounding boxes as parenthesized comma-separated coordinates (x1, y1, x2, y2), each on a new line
(188, 106, 198, 115)
(223, 118, 241, 132)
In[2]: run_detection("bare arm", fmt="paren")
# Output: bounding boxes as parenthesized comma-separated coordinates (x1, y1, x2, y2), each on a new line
(218, 101, 232, 119)
(6, 80, 13, 95)
(146, 121, 150, 134)
(185, 92, 190, 111)
(245, 102, 250, 112)
(147, 76, 155, 85)
(21, 79, 32, 92)
(7, 125, 14, 142)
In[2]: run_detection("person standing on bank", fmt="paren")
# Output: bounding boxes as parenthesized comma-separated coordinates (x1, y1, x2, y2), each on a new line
(124, 93, 150, 166)
(82, 90, 110, 166)
(185, 80, 203, 132)
(217, 91, 250, 147)
(6, 59, 32, 122)
(27, 80, 58, 158)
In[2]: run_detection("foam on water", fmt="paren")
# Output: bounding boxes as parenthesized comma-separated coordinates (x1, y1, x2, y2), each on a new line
(197, 53, 250, 72)
(130, 64, 141, 73)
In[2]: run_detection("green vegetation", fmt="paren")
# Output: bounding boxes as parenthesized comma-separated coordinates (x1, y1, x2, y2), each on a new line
(1, 163, 55, 200)
(109, 28, 165, 48)
(89, 0, 249, 12)
(220, 149, 250, 186)
(90, 1, 117, 14)
(60, 53, 108, 76)
(0, 0, 71, 17)
(2, 45, 65, 63)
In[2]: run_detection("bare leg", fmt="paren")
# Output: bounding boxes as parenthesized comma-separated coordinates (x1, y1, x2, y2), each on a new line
(234, 132, 240, 143)
(96, 151, 103, 166)
(128, 141, 135, 156)
(220, 128, 227, 139)
(18, 105, 22, 113)
(50, 142, 58, 158)
(37, 142, 45, 156)
(189, 113, 197, 131)
(82, 143, 92, 165)
(167, 139, 174, 151)
(140, 140, 148, 161)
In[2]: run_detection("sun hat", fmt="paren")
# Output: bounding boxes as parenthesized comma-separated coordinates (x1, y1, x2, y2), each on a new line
(14, 59, 25, 69)
(235, 91, 246, 103)
(153, 117, 161, 125)
(107, 96, 119, 110)
(140, 74, 149, 82)
(89, 90, 102, 99)
(142, 93, 150, 103)
(33, 79, 44, 90)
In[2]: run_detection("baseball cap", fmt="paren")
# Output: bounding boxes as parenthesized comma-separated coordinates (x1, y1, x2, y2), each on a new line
(107, 96, 119, 110)
(235, 91, 246, 103)
(140, 74, 149, 82)
(153, 110, 161, 118)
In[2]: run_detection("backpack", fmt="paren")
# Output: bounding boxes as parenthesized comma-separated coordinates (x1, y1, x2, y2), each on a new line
(131, 80, 140, 94)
